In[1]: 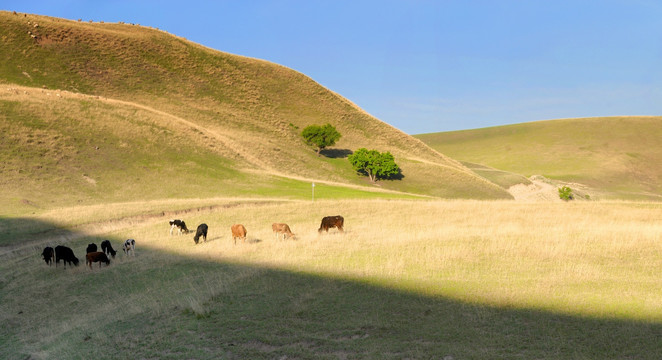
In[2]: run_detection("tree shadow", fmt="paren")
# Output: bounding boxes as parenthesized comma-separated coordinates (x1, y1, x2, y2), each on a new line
(319, 148, 353, 158)
(384, 168, 405, 181)
(357, 169, 405, 183)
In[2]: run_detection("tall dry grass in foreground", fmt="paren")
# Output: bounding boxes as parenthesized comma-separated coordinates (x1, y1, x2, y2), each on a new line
(133, 199, 662, 321)
(3, 199, 662, 359)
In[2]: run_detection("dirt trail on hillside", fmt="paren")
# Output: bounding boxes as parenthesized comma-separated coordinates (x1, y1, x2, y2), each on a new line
(102, 98, 273, 171)
(2, 85, 272, 171)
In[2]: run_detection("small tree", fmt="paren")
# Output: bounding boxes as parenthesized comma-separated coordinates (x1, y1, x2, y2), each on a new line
(348, 148, 400, 182)
(301, 123, 341, 156)
(558, 186, 574, 201)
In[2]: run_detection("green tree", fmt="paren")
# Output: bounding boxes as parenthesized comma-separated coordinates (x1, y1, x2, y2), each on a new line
(348, 148, 400, 182)
(301, 123, 341, 156)
(558, 186, 574, 201)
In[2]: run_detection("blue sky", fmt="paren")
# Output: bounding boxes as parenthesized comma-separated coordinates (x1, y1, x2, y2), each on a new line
(4, 1, 662, 134)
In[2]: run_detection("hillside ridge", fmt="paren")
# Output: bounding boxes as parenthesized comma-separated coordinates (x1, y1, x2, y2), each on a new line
(0, 11, 512, 210)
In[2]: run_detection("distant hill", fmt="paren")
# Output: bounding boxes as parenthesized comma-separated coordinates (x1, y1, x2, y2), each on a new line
(0, 11, 510, 212)
(415, 116, 662, 200)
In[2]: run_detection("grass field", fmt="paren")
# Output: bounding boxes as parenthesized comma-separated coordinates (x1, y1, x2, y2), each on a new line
(415, 116, 662, 200)
(2, 10, 662, 360)
(2, 199, 661, 359)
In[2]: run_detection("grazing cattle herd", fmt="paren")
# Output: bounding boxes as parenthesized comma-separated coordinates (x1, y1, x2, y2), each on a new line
(40, 215, 345, 270)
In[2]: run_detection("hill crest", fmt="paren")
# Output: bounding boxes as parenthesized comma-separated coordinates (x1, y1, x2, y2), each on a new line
(0, 11, 511, 211)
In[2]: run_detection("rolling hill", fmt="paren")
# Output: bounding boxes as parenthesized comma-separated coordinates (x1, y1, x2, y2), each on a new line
(415, 116, 662, 200)
(0, 11, 510, 213)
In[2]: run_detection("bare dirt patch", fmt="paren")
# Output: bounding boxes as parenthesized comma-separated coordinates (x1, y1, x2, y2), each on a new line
(508, 175, 594, 201)
(83, 175, 97, 185)
(508, 176, 562, 202)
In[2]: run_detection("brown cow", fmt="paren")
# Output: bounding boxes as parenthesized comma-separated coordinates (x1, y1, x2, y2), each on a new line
(231, 224, 247, 245)
(272, 223, 295, 240)
(318, 215, 344, 233)
(86, 251, 110, 269)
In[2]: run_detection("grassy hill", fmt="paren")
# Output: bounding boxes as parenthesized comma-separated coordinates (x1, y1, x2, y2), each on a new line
(0, 11, 510, 214)
(415, 116, 662, 200)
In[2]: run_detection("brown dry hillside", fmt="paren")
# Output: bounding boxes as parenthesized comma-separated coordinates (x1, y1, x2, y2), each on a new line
(0, 11, 510, 209)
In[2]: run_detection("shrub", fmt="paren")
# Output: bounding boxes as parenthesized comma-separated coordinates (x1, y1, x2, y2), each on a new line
(558, 186, 574, 201)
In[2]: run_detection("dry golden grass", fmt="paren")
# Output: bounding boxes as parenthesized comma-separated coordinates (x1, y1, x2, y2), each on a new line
(3, 198, 662, 358)
(57, 198, 662, 322)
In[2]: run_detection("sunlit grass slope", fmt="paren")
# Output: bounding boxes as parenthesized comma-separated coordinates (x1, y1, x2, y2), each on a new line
(0, 11, 510, 211)
(415, 116, 662, 200)
(2, 199, 661, 358)
(1, 87, 427, 215)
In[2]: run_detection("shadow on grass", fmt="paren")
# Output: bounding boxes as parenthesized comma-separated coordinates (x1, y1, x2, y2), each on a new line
(0, 217, 65, 248)
(385, 167, 405, 181)
(2, 217, 661, 359)
(171, 267, 661, 360)
(320, 148, 353, 158)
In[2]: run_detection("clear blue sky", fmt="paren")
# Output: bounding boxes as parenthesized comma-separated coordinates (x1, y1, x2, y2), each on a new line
(4, 1, 662, 134)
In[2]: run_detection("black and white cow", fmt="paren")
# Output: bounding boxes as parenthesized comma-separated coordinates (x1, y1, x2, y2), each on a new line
(100, 240, 117, 258)
(169, 219, 189, 235)
(54, 245, 80, 268)
(123, 239, 136, 256)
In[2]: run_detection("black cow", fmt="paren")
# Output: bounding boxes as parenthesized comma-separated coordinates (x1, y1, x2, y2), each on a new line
(54, 245, 80, 268)
(169, 219, 189, 235)
(100, 240, 117, 258)
(318, 215, 344, 233)
(86, 243, 98, 253)
(41, 246, 55, 266)
(86, 251, 110, 269)
(194, 223, 208, 244)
